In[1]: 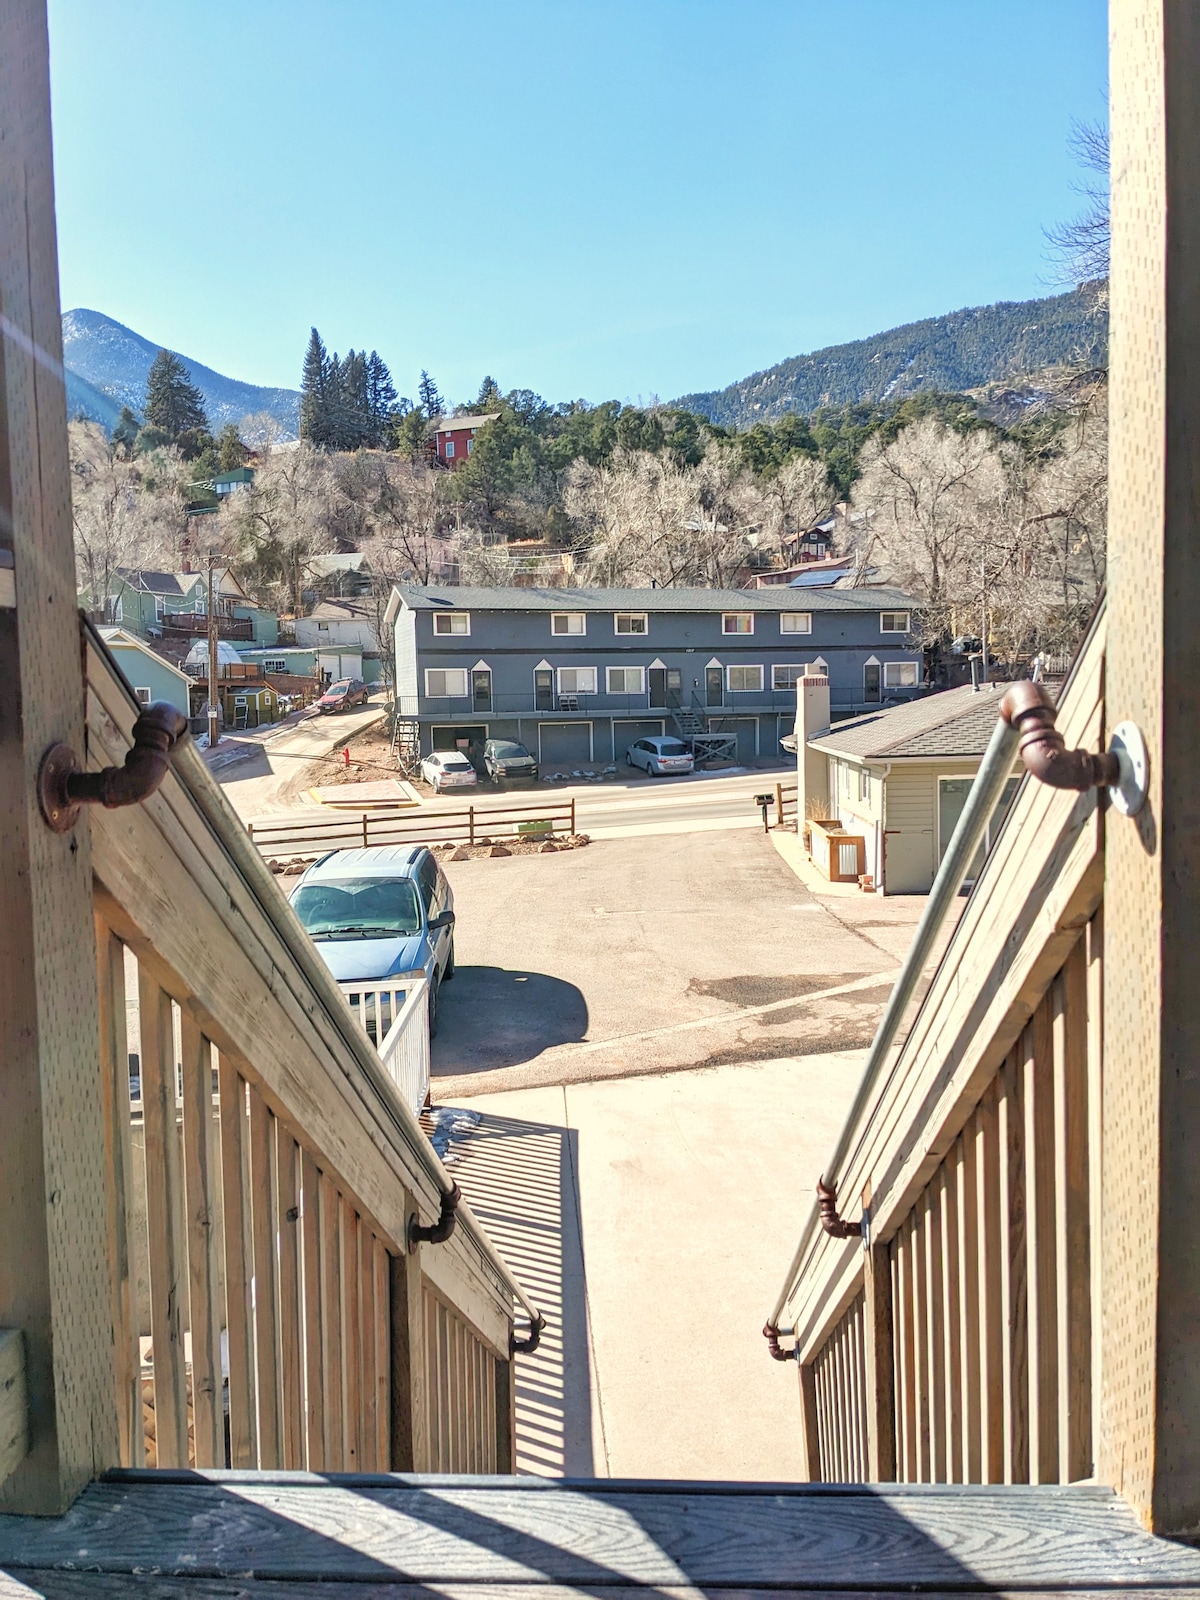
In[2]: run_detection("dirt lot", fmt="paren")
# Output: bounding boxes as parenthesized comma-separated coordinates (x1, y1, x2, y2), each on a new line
(431, 829, 924, 1095)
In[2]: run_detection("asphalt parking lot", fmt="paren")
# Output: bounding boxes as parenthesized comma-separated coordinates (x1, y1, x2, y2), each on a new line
(432, 829, 904, 1094)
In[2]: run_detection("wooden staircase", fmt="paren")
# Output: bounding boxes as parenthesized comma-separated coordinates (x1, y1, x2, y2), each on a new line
(4, 1473, 1200, 1595)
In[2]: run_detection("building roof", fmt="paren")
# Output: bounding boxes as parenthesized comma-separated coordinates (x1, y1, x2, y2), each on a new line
(305, 599, 376, 621)
(308, 552, 368, 576)
(809, 682, 1012, 761)
(435, 413, 500, 434)
(388, 583, 917, 616)
(115, 568, 194, 596)
(97, 627, 192, 683)
(184, 639, 244, 667)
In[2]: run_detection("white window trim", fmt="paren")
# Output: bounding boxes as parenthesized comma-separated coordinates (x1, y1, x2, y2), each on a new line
(444, 440, 455, 458)
(779, 612, 813, 634)
(433, 611, 471, 636)
(883, 660, 919, 688)
(721, 612, 754, 635)
(726, 663, 765, 693)
(552, 612, 587, 636)
(771, 663, 806, 690)
(858, 766, 871, 802)
(613, 612, 648, 635)
(605, 665, 646, 694)
(879, 610, 911, 633)
(556, 665, 597, 694)
(264, 658, 287, 673)
(134, 686, 152, 704)
(424, 667, 470, 698)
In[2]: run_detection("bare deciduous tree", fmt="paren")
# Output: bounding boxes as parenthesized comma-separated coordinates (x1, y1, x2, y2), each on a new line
(69, 421, 180, 613)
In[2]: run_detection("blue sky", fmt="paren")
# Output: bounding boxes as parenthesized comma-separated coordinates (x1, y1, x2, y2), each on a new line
(48, 0, 1106, 409)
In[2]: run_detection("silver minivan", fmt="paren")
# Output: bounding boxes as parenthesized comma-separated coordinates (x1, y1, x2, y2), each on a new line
(625, 736, 695, 776)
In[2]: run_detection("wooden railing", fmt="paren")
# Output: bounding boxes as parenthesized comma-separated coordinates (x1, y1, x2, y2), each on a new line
(774, 781, 798, 826)
(340, 978, 431, 1114)
(85, 629, 532, 1473)
(248, 798, 577, 856)
(779, 616, 1105, 1485)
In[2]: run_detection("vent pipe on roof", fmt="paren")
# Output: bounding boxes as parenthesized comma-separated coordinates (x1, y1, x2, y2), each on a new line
(970, 655, 981, 692)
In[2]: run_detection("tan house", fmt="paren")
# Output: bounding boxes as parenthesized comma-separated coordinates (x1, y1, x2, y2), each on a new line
(794, 675, 1021, 893)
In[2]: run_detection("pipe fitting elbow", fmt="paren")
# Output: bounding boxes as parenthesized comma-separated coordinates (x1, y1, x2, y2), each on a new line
(816, 1176, 864, 1240)
(999, 681, 1119, 791)
(511, 1314, 545, 1356)
(39, 703, 190, 833)
(763, 1323, 795, 1362)
(408, 1184, 460, 1251)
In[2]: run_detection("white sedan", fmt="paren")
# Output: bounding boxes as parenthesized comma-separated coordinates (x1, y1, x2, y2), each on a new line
(625, 736, 695, 776)
(421, 750, 479, 793)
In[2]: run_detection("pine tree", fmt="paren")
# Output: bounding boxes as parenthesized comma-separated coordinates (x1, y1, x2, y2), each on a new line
(143, 349, 209, 439)
(300, 327, 330, 443)
(418, 370, 442, 419)
(366, 351, 398, 444)
(112, 405, 140, 456)
(475, 375, 502, 411)
(216, 423, 248, 471)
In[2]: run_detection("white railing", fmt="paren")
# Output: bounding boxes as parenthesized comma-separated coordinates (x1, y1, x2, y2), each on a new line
(340, 977, 430, 1115)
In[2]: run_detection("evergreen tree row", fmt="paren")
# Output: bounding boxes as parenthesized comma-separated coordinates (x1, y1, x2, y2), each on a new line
(300, 328, 401, 450)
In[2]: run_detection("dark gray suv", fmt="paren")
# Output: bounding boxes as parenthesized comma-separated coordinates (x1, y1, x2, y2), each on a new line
(483, 738, 539, 781)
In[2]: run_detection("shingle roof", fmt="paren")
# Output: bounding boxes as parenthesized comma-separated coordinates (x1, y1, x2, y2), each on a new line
(434, 413, 500, 432)
(810, 682, 1011, 760)
(116, 568, 188, 596)
(306, 599, 374, 620)
(391, 584, 917, 614)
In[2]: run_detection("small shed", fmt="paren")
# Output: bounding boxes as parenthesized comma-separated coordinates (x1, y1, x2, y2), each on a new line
(223, 681, 280, 729)
(795, 676, 1023, 894)
(97, 627, 192, 717)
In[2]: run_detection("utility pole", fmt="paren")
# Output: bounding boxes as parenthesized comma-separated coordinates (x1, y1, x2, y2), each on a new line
(207, 547, 220, 747)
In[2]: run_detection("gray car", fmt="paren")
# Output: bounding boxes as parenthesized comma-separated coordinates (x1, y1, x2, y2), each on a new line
(483, 738, 539, 781)
(625, 736, 694, 776)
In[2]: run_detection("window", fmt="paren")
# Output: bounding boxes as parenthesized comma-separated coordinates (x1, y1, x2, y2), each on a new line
(432, 611, 470, 636)
(134, 686, 152, 704)
(858, 768, 871, 802)
(727, 664, 764, 692)
(552, 612, 586, 635)
(614, 612, 648, 635)
(722, 613, 754, 635)
(779, 612, 812, 634)
(317, 622, 329, 632)
(880, 611, 911, 633)
(883, 661, 919, 688)
(606, 666, 645, 693)
(557, 666, 597, 695)
(466, 437, 474, 454)
(444, 440, 455, 459)
(264, 657, 287, 673)
(772, 664, 804, 690)
(424, 668, 469, 698)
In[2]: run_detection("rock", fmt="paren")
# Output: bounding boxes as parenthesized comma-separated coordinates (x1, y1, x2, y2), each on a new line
(267, 858, 281, 870)
(475, 836, 493, 847)
(487, 844, 511, 858)
(568, 833, 591, 847)
(538, 841, 558, 853)
(449, 846, 471, 861)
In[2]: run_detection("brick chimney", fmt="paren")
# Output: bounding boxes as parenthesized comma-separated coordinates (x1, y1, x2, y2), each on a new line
(794, 661, 831, 823)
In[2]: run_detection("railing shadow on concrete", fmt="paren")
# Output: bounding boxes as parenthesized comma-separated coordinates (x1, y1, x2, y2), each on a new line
(437, 1109, 595, 1477)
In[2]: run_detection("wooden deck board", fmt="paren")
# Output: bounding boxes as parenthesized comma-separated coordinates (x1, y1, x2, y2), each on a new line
(1, 1477, 1199, 1593)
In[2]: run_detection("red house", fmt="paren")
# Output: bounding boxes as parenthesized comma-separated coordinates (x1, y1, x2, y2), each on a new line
(433, 412, 499, 468)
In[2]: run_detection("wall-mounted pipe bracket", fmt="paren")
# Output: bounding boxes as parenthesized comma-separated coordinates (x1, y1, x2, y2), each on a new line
(38, 703, 189, 833)
(511, 1314, 546, 1356)
(408, 1184, 460, 1251)
(816, 1176, 864, 1240)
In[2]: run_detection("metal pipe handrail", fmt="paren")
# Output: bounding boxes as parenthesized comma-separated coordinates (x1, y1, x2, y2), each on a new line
(86, 621, 543, 1334)
(766, 709, 1021, 1331)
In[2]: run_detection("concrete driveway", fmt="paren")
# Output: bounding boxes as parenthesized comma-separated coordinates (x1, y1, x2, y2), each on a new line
(433, 830, 902, 1094)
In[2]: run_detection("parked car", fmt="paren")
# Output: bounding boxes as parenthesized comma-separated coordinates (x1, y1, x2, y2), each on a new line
(317, 677, 369, 714)
(483, 738, 539, 782)
(625, 735, 695, 776)
(289, 845, 455, 1035)
(421, 750, 479, 793)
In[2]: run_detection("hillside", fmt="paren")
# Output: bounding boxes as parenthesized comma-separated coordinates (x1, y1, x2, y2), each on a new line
(61, 309, 301, 439)
(64, 364, 124, 431)
(674, 286, 1107, 429)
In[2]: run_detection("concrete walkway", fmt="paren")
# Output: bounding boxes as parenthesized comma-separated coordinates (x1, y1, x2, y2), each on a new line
(442, 1050, 862, 1480)
(211, 695, 388, 816)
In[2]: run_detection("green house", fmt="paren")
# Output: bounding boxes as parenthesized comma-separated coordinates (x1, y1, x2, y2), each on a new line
(97, 627, 192, 717)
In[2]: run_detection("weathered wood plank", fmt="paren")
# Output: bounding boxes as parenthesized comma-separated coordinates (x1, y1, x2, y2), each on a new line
(998, 1052, 1028, 1485)
(137, 975, 189, 1468)
(957, 1116, 981, 1483)
(95, 920, 141, 1467)
(797, 1363, 820, 1482)
(276, 1132, 304, 1471)
(179, 1017, 223, 1470)
(2, 1479, 1200, 1589)
(248, 1088, 281, 1467)
(1024, 990, 1059, 1483)
(863, 1235, 894, 1482)
(341, 1201, 361, 1471)
(216, 1059, 255, 1469)
(360, 1223, 378, 1472)
(300, 1151, 324, 1471)
(1055, 936, 1092, 1484)
(0, 1332, 28, 1487)
(389, 1231, 426, 1474)
(976, 1081, 1004, 1484)
(939, 1157, 963, 1484)
(319, 1175, 344, 1471)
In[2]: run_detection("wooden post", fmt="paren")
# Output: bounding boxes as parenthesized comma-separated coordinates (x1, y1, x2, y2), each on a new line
(0, 0, 118, 1512)
(570, 797, 576, 833)
(362, 813, 369, 848)
(775, 781, 784, 828)
(469, 806, 475, 846)
(1102, 0, 1200, 1533)
(863, 1239, 896, 1481)
(798, 1361, 822, 1479)
(389, 1203, 427, 1471)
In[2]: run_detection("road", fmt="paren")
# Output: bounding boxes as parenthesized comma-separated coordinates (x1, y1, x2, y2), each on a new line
(209, 695, 389, 816)
(232, 761, 794, 848)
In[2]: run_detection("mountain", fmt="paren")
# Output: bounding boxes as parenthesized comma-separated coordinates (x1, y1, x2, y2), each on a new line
(61, 308, 301, 439)
(64, 364, 124, 431)
(674, 286, 1108, 429)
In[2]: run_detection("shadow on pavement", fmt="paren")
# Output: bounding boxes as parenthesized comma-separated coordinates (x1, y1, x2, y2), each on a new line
(434, 965, 588, 1074)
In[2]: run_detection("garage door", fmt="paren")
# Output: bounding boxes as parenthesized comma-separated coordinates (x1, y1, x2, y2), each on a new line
(711, 717, 758, 762)
(613, 719, 665, 761)
(432, 724, 486, 752)
(539, 722, 593, 766)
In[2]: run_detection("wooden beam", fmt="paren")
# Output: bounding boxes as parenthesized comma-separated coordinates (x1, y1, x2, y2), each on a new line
(0, 1330, 28, 1487)
(0, 0, 117, 1512)
(389, 1222, 427, 1473)
(797, 1361, 821, 1480)
(1104, 0, 1200, 1533)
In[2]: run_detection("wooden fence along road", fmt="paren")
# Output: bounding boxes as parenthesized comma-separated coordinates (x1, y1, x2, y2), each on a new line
(247, 799, 577, 856)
